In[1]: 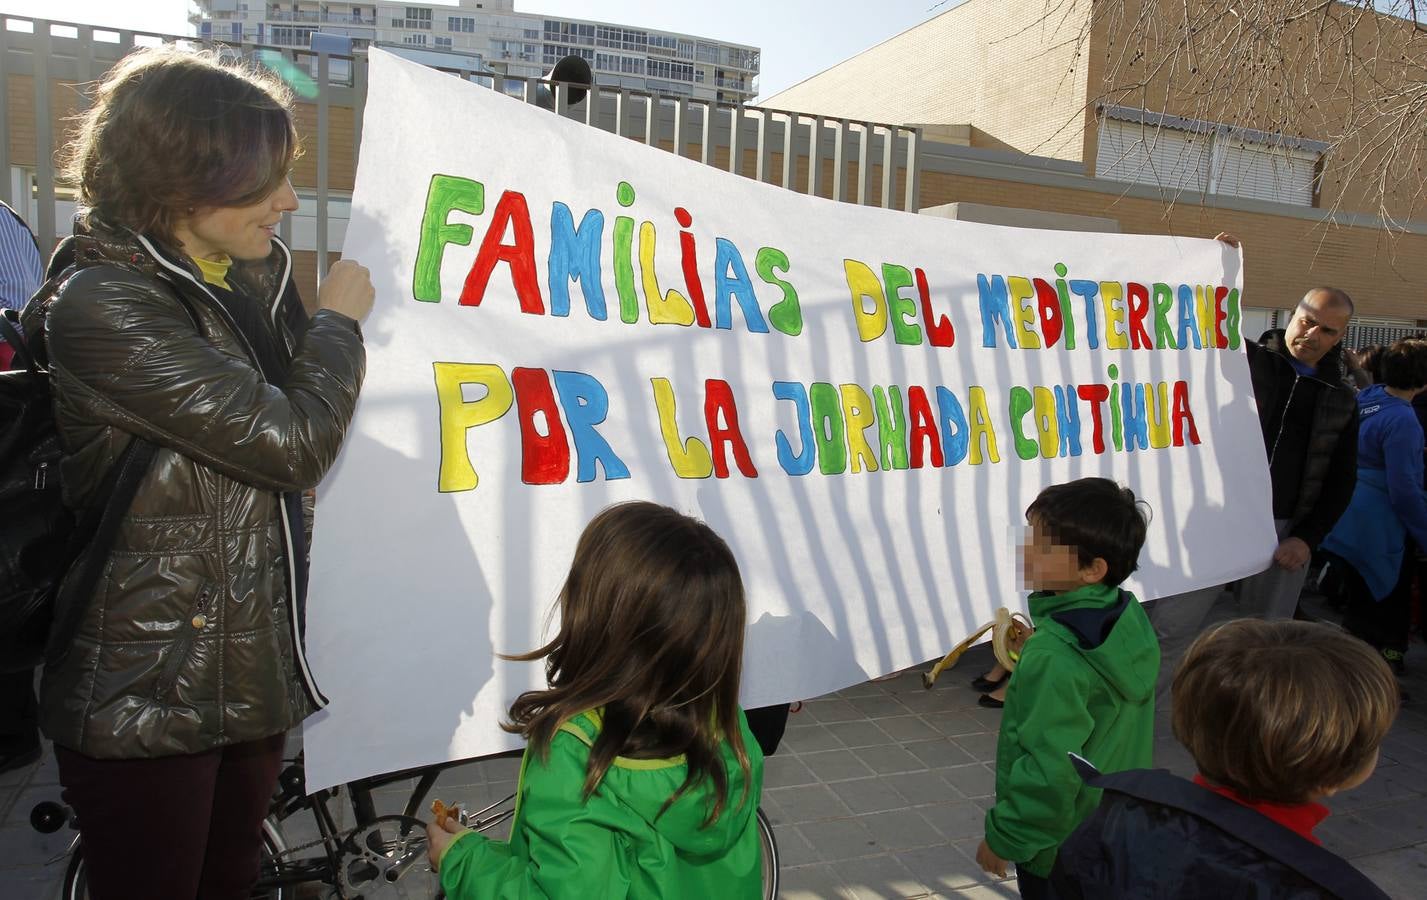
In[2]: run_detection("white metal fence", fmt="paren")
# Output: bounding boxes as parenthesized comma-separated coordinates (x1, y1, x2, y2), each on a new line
(0, 15, 922, 282)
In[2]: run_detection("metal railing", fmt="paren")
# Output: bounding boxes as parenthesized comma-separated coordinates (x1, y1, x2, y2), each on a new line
(269, 10, 376, 26)
(0, 15, 922, 284)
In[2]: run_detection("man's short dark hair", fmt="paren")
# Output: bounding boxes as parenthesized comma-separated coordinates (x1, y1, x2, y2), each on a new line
(1378, 338, 1427, 391)
(1025, 478, 1149, 587)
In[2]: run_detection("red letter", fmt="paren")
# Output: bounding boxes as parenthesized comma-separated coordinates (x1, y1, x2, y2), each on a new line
(512, 367, 569, 484)
(916, 268, 955, 348)
(1127, 282, 1152, 350)
(1033, 278, 1063, 348)
(704, 379, 758, 478)
(906, 385, 944, 468)
(459, 190, 545, 314)
(1172, 381, 1201, 446)
(675, 207, 712, 328)
(1077, 384, 1111, 454)
(1213, 286, 1229, 349)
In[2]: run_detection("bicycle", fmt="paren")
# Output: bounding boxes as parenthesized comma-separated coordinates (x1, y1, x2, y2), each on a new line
(32, 749, 780, 899)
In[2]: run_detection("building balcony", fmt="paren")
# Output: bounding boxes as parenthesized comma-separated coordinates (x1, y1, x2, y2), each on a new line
(268, 10, 375, 26)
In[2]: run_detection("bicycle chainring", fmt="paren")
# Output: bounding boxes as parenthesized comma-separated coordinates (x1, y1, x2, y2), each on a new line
(336, 814, 440, 899)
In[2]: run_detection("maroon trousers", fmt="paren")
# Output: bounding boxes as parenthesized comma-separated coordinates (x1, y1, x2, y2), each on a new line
(55, 733, 286, 900)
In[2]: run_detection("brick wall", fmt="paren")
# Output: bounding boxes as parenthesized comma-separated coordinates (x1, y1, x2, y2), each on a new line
(761, 0, 1092, 162)
(919, 169, 1427, 321)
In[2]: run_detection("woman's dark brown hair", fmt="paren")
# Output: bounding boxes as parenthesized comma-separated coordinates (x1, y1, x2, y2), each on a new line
(505, 501, 751, 825)
(63, 45, 299, 245)
(1172, 619, 1398, 803)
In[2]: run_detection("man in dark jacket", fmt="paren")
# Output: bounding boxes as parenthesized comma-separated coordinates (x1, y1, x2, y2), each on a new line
(1148, 247, 1359, 703)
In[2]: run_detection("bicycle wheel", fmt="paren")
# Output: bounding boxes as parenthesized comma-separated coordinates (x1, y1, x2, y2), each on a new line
(61, 817, 290, 900)
(757, 806, 779, 900)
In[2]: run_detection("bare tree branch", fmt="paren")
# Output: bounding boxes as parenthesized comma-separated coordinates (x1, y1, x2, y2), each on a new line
(1049, 0, 1427, 231)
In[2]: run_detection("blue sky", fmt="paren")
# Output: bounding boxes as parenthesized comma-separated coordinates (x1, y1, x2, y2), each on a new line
(0, 0, 964, 100)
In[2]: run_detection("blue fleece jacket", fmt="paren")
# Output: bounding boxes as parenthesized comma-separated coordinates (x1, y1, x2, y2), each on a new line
(1321, 385, 1427, 598)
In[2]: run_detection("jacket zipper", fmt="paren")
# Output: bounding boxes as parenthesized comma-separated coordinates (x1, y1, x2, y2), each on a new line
(154, 581, 214, 699)
(1267, 374, 1300, 468)
(133, 233, 328, 709)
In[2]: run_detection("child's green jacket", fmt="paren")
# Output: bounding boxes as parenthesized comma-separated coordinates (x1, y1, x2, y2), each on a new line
(985, 582, 1160, 877)
(438, 707, 765, 899)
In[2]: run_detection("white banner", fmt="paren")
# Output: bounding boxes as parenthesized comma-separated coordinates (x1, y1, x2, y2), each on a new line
(302, 49, 1275, 790)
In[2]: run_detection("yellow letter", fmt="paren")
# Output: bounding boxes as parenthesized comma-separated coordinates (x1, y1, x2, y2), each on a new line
(433, 363, 514, 492)
(640, 222, 695, 325)
(651, 378, 713, 477)
(1195, 285, 1216, 351)
(1009, 276, 1041, 349)
(967, 386, 1001, 465)
(1100, 281, 1128, 350)
(839, 383, 880, 473)
(1033, 386, 1060, 459)
(1147, 381, 1172, 449)
(845, 259, 888, 342)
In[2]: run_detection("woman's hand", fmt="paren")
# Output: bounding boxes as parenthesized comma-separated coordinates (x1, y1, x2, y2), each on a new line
(318, 259, 375, 323)
(425, 813, 466, 871)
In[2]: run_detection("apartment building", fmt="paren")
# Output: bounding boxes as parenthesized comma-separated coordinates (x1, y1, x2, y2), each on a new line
(193, 0, 759, 103)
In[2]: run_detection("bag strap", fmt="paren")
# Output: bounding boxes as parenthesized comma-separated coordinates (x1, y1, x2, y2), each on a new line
(0, 309, 35, 373)
(45, 290, 204, 662)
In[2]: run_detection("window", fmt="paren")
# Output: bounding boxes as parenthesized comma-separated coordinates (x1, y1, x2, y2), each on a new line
(448, 16, 475, 33)
(1096, 120, 1212, 194)
(1095, 110, 1322, 207)
(403, 33, 427, 46)
(435, 36, 452, 48)
(271, 25, 315, 47)
(1211, 139, 1319, 205)
(646, 59, 694, 82)
(403, 7, 432, 29)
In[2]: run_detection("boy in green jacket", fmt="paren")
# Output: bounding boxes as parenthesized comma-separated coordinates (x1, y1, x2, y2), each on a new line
(975, 478, 1160, 898)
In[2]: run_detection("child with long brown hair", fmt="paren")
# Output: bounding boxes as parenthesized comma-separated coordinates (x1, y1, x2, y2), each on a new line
(426, 501, 764, 898)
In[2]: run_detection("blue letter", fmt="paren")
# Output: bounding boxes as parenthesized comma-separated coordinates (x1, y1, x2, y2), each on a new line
(935, 386, 970, 466)
(772, 381, 815, 475)
(1176, 284, 1202, 349)
(1069, 279, 1100, 350)
(548, 202, 606, 319)
(713, 238, 770, 333)
(977, 274, 1016, 349)
(552, 370, 629, 482)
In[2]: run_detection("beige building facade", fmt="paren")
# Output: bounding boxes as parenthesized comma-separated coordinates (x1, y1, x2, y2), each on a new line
(765, 0, 1427, 331)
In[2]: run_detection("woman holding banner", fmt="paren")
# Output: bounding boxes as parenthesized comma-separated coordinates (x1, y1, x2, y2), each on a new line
(20, 46, 372, 899)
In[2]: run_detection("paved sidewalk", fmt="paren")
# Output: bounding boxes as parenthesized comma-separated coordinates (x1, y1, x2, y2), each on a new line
(4, 602, 1425, 898)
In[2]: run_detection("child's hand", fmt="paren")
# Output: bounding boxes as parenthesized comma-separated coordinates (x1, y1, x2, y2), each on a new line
(975, 838, 1009, 878)
(425, 812, 466, 871)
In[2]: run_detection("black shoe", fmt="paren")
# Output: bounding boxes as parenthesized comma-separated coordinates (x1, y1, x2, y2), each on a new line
(971, 673, 1008, 693)
(0, 743, 41, 776)
(978, 694, 1005, 709)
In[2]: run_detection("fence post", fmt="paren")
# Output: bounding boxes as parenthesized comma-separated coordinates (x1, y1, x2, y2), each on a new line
(33, 23, 56, 255)
(315, 50, 330, 280)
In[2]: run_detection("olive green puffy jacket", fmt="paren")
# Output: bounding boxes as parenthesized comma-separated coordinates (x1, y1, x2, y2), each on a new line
(23, 218, 365, 759)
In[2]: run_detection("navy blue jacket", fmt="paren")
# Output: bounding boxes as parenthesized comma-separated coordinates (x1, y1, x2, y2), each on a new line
(1052, 762, 1388, 900)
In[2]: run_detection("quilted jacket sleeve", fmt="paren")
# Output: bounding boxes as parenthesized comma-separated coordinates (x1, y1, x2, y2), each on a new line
(45, 264, 365, 493)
